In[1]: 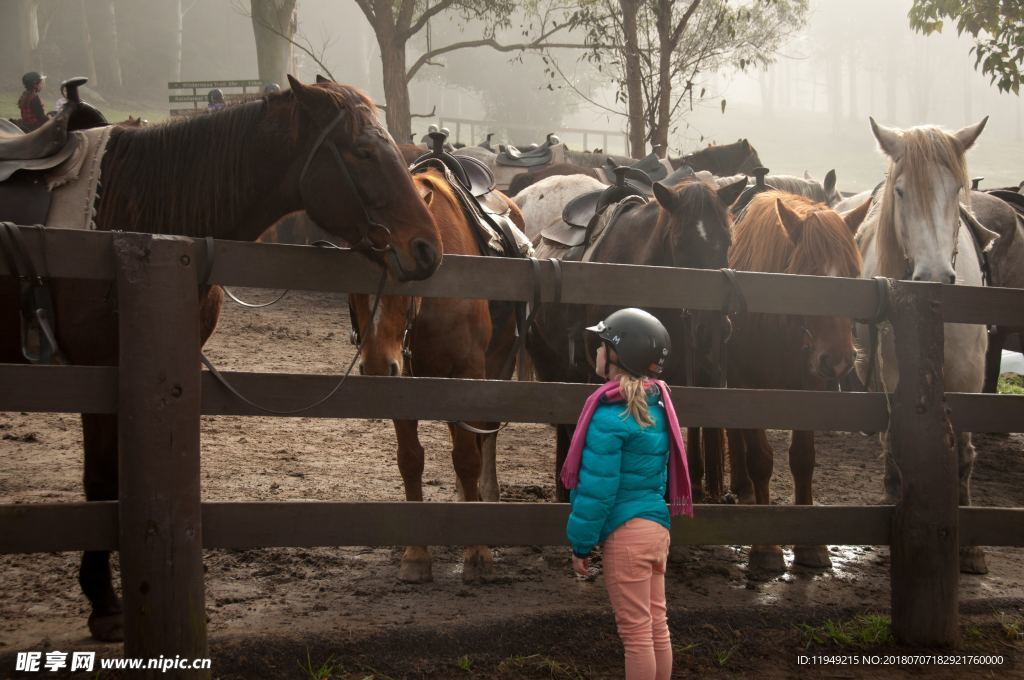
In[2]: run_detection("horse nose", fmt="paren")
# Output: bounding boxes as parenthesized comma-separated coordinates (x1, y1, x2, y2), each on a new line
(912, 266, 956, 284)
(388, 361, 401, 377)
(358, 361, 365, 375)
(411, 237, 440, 274)
(819, 354, 835, 378)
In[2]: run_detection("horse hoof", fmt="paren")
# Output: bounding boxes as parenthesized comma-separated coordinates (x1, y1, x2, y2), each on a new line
(748, 545, 786, 577)
(88, 612, 124, 642)
(462, 550, 495, 584)
(960, 546, 988, 575)
(793, 544, 832, 569)
(398, 558, 433, 583)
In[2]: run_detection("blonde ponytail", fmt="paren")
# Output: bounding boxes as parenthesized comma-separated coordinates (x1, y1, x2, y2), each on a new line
(618, 374, 654, 428)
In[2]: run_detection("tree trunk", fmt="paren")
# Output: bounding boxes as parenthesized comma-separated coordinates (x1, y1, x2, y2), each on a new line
(651, 0, 674, 157)
(619, 0, 646, 158)
(251, 0, 297, 88)
(79, 0, 98, 86)
(84, 0, 123, 93)
(379, 27, 412, 142)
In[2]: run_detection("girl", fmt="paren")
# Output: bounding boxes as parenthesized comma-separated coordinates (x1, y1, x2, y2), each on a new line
(563, 307, 692, 680)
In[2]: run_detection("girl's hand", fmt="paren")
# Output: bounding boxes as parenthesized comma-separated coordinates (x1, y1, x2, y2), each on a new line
(572, 554, 589, 576)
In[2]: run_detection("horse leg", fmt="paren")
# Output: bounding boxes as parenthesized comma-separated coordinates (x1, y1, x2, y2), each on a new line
(703, 427, 726, 501)
(789, 430, 831, 568)
(80, 413, 124, 642)
(555, 424, 573, 502)
(744, 429, 785, 575)
(477, 432, 500, 502)
(956, 432, 988, 574)
(686, 428, 706, 502)
(982, 327, 1005, 394)
(448, 423, 494, 583)
(394, 419, 433, 583)
(726, 428, 753, 504)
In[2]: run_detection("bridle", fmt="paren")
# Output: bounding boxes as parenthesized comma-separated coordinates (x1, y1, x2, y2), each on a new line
(299, 107, 394, 256)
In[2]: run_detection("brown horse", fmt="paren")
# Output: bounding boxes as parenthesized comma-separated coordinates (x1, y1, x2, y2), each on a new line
(508, 139, 764, 196)
(348, 166, 521, 583)
(723, 191, 862, 574)
(0, 77, 441, 642)
(518, 175, 745, 501)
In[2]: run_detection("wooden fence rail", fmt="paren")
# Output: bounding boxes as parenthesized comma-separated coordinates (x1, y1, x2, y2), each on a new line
(2, 228, 1024, 670)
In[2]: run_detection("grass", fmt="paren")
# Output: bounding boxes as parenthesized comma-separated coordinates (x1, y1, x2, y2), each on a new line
(497, 654, 585, 679)
(998, 374, 1024, 395)
(298, 649, 339, 680)
(456, 654, 473, 671)
(996, 611, 1024, 641)
(0, 90, 168, 125)
(713, 644, 738, 667)
(798, 614, 894, 649)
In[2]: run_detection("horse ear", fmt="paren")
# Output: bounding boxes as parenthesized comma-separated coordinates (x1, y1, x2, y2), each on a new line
(288, 74, 320, 112)
(776, 198, 805, 244)
(653, 182, 677, 211)
(870, 117, 903, 159)
(953, 116, 988, 152)
(803, 170, 812, 180)
(717, 177, 747, 207)
(841, 197, 871, 235)
(315, 74, 330, 84)
(824, 169, 837, 194)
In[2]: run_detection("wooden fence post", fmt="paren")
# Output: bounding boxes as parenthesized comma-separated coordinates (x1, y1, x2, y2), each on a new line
(888, 280, 959, 646)
(115, 233, 208, 677)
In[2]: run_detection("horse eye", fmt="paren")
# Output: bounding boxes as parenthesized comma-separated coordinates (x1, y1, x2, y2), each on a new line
(895, 187, 904, 199)
(353, 146, 373, 160)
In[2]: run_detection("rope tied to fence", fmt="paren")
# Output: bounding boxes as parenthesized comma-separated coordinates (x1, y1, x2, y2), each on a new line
(854, 276, 893, 395)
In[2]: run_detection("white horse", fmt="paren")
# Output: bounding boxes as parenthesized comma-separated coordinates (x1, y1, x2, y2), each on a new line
(514, 173, 608, 244)
(855, 116, 992, 574)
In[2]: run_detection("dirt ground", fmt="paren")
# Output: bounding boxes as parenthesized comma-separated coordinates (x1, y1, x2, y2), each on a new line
(1, 290, 1022, 678)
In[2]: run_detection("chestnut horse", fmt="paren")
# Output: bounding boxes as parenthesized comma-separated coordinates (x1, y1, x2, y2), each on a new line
(348, 165, 521, 583)
(724, 191, 862, 574)
(517, 174, 745, 501)
(0, 77, 441, 641)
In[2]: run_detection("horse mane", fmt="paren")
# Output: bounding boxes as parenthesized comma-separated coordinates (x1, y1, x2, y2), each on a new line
(875, 125, 970, 278)
(730, 191, 861, 278)
(95, 83, 380, 238)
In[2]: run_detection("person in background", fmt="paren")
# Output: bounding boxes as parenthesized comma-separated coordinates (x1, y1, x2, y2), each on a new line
(18, 71, 47, 131)
(207, 88, 226, 111)
(262, 83, 281, 95)
(564, 307, 693, 680)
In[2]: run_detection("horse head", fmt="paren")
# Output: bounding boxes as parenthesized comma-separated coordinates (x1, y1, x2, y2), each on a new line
(776, 195, 863, 381)
(870, 116, 987, 283)
(281, 75, 442, 281)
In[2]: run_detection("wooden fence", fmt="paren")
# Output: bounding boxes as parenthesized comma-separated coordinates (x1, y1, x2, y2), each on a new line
(167, 79, 263, 118)
(434, 116, 629, 155)
(2, 227, 1024, 678)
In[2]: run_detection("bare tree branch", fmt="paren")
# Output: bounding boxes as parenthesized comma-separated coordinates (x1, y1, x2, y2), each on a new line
(404, 0, 457, 41)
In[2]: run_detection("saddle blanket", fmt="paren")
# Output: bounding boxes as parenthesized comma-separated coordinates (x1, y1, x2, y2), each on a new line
(45, 125, 112, 230)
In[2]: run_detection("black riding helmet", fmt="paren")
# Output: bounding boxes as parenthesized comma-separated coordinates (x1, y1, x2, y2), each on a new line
(587, 308, 671, 378)
(22, 71, 44, 90)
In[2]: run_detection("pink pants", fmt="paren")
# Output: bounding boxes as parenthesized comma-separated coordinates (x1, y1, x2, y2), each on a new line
(602, 518, 672, 680)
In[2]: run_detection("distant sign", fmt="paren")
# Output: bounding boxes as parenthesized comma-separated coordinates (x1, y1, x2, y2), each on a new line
(169, 94, 260, 103)
(167, 80, 263, 90)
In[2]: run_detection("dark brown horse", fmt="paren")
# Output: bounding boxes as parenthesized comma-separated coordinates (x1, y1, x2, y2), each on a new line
(723, 191, 862, 574)
(508, 139, 763, 196)
(349, 165, 521, 583)
(517, 175, 745, 501)
(0, 77, 441, 642)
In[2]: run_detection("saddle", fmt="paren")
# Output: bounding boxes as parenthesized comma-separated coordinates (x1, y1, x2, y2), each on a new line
(602, 150, 672, 183)
(544, 166, 651, 248)
(414, 131, 497, 199)
(0, 78, 106, 183)
(496, 133, 561, 167)
(729, 166, 776, 216)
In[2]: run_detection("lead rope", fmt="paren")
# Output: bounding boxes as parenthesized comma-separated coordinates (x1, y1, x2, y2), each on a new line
(854, 276, 891, 395)
(199, 236, 389, 416)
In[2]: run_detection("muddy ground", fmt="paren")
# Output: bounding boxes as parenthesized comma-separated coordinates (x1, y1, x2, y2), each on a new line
(1, 290, 1022, 678)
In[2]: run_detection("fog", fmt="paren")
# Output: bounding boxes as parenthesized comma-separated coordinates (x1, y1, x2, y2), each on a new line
(3, 0, 1019, 189)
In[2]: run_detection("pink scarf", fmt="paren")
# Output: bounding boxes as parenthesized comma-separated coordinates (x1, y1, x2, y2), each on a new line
(560, 379, 693, 518)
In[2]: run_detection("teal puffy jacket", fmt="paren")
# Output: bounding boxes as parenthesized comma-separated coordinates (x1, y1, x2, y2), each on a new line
(566, 390, 671, 557)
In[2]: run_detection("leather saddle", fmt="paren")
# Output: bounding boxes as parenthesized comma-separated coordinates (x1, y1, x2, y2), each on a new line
(602, 151, 670, 183)
(0, 78, 107, 182)
(544, 166, 651, 248)
(496, 133, 560, 167)
(415, 131, 497, 199)
(988, 189, 1024, 216)
(730, 166, 776, 217)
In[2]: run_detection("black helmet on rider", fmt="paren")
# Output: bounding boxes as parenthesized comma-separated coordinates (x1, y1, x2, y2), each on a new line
(207, 88, 225, 104)
(22, 71, 44, 90)
(587, 308, 671, 378)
